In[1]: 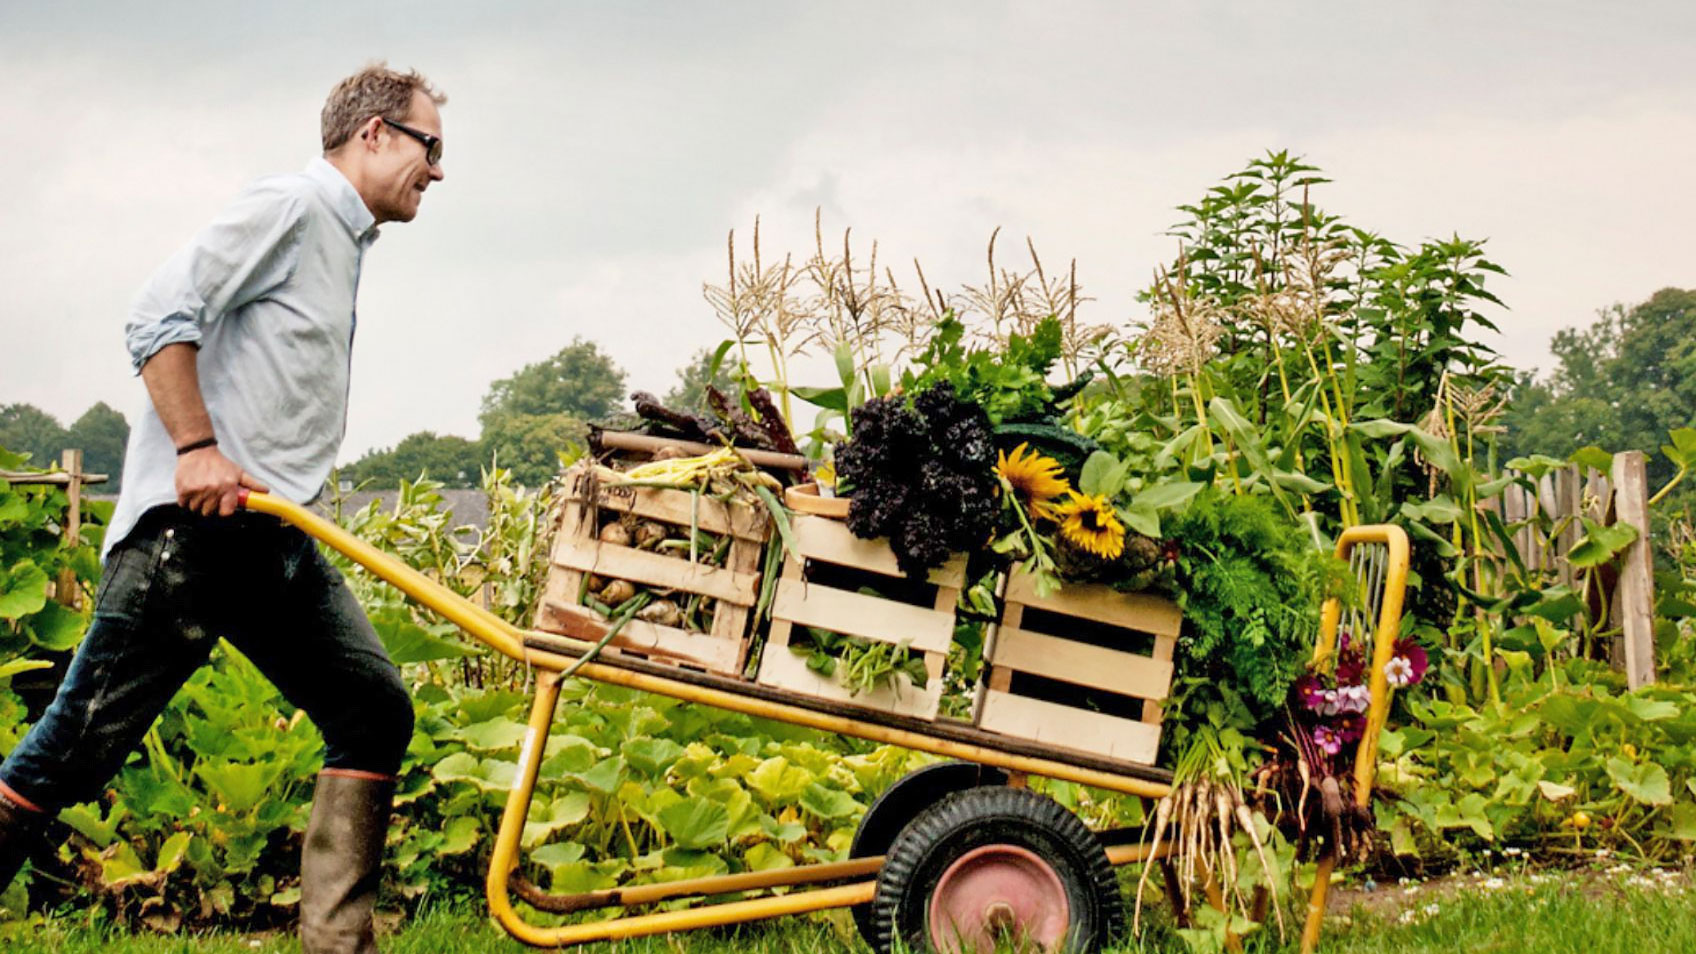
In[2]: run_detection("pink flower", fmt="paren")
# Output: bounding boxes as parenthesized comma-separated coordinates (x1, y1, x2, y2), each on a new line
(1390, 639, 1430, 686)
(1313, 725, 1343, 755)
(1295, 674, 1328, 712)
(1385, 656, 1415, 687)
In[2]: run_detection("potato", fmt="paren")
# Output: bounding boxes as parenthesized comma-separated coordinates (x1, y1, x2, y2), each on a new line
(637, 599, 683, 627)
(634, 521, 669, 550)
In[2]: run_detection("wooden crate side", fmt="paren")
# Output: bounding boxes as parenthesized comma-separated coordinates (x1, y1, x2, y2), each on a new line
(770, 578, 955, 654)
(756, 639, 943, 720)
(978, 690, 1161, 766)
(790, 515, 967, 586)
(538, 600, 744, 674)
(1004, 571, 1181, 638)
(723, 536, 764, 674)
(565, 469, 770, 541)
(989, 627, 1172, 700)
(551, 540, 760, 606)
(534, 495, 591, 635)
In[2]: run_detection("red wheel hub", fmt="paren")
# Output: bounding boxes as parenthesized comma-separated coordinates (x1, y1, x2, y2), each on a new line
(927, 844, 1071, 953)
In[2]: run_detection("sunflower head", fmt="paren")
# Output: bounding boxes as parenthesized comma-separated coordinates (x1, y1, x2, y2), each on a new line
(1052, 491, 1126, 560)
(996, 442, 1070, 518)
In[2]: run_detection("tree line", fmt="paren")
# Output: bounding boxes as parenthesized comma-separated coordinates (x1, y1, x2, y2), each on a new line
(0, 402, 129, 491)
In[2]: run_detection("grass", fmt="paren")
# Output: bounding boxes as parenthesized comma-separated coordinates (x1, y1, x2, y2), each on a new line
(4, 868, 1693, 954)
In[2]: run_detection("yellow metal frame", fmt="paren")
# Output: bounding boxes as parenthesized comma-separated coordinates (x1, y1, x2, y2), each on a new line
(243, 491, 1407, 951)
(1299, 524, 1410, 954)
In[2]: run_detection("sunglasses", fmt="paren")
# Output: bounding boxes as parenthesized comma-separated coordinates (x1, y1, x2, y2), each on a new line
(381, 118, 443, 166)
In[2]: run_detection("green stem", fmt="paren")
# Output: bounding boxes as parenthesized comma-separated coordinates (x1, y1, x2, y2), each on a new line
(1648, 463, 1688, 508)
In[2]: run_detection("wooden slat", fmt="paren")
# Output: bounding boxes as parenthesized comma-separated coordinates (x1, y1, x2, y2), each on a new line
(0, 469, 110, 486)
(1004, 571, 1181, 637)
(978, 690, 1161, 766)
(551, 540, 760, 606)
(566, 470, 769, 541)
(989, 627, 1172, 700)
(771, 579, 954, 654)
(723, 537, 764, 674)
(539, 601, 742, 674)
(756, 642, 942, 720)
(790, 515, 967, 586)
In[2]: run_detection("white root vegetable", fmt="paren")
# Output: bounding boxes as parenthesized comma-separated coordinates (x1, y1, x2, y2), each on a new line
(598, 522, 632, 547)
(1133, 793, 1175, 934)
(1216, 784, 1240, 910)
(1234, 793, 1286, 938)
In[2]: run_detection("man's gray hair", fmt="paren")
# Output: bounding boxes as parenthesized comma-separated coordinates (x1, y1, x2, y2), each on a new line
(321, 62, 447, 153)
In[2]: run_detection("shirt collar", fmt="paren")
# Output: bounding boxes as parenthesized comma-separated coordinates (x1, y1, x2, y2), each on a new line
(304, 157, 380, 243)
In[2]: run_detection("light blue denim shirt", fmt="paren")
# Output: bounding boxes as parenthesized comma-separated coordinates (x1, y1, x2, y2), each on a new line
(105, 158, 380, 557)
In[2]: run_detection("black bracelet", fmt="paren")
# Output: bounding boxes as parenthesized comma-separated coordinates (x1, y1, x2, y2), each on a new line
(176, 436, 218, 456)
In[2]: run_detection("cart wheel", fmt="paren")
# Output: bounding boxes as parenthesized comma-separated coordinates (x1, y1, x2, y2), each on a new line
(849, 762, 1010, 947)
(872, 786, 1123, 954)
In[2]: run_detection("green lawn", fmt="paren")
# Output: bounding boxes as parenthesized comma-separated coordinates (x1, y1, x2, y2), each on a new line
(6, 869, 1693, 954)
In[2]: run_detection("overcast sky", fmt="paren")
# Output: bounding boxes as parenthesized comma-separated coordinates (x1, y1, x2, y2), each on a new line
(3, 1, 1693, 462)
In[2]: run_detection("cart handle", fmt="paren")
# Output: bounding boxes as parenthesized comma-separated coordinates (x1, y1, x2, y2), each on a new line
(240, 489, 538, 662)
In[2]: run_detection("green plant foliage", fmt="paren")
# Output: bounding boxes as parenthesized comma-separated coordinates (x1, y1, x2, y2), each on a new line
(903, 314, 1066, 427)
(1378, 660, 1696, 863)
(1163, 488, 1347, 741)
(0, 445, 108, 752)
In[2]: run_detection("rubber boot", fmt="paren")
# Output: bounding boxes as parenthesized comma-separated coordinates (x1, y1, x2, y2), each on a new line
(300, 771, 395, 954)
(0, 787, 46, 917)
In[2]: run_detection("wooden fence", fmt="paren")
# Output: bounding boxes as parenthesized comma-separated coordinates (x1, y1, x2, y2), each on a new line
(0, 449, 109, 610)
(1485, 449, 1655, 688)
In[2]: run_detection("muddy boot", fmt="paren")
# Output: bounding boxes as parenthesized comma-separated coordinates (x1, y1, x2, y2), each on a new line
(0, 790, 47, 919)
(0, 786, 46, 889)
(300, 771, 395, 954)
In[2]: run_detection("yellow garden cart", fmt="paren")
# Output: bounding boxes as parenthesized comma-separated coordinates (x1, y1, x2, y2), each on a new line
(241, 488, 1409, 954)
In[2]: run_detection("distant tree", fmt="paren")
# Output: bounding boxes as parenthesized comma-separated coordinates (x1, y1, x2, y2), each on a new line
(663, 347, 735, 413)
(478, 339, 626, 430)
(348, 431, 482, 489)
(66, 402, 129, 491)
(0, 404, 69, 469)
(480, 412, 585, 488)
(1502, 288, 1696, 486)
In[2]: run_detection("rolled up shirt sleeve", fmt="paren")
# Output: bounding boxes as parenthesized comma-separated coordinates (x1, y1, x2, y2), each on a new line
(125, 180, 309, 372)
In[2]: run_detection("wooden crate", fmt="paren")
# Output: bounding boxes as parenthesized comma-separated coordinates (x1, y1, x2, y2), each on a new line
(975, 569, 1181, 766)
(755, 514, 966, 720)
(533, 465, 770, 675)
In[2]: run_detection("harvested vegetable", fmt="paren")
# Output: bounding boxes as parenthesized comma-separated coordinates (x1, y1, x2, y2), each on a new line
(834, 382, 998, 576)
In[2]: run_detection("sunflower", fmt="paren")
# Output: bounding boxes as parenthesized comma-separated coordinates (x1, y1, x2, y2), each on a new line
(1051, 491, 1126, 560)
(996, 443, 1070, 518)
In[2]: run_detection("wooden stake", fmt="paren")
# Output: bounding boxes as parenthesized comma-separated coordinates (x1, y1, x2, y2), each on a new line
(1611, 450, 1655, 688)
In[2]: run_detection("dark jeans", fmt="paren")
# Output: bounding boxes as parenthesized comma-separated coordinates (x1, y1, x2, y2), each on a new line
(0, 506, 413, 813)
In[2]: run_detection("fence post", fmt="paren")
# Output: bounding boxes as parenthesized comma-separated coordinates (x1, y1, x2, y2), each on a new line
(56, 449, 85, 610)
(1611, 450, 1655, 688)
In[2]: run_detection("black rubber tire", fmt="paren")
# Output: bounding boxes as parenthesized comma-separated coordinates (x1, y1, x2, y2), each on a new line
(848, 763, 1010, 947)
(871, 786, 1124, 954)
